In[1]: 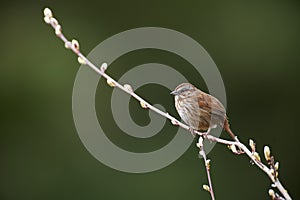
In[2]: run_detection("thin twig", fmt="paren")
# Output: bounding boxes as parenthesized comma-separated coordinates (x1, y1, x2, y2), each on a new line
(197, 136, 215, 200)
(43, 8, 292, 200)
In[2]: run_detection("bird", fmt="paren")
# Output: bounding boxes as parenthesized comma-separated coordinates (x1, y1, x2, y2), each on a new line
(170, 83, 237, 141)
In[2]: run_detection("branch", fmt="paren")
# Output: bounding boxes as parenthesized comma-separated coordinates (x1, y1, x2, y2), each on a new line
(43, 8, 292, 200)
(197, 136, 215, 200)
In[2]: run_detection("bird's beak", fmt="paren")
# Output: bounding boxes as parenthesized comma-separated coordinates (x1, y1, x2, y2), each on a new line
(170, 90, 178, 95)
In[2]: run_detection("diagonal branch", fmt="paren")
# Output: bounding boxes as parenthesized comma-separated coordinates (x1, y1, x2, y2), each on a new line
(43, 8, 292, 200)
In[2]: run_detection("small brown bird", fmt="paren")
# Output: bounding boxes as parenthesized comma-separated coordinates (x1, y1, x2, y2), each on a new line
(170, 83, 237, 141)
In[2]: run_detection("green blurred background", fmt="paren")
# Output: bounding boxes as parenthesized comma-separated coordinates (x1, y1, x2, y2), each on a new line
(1, 0, 299, 199)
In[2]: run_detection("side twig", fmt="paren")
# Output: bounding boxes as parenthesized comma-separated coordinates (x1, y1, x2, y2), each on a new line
(43, 8, 292, 200)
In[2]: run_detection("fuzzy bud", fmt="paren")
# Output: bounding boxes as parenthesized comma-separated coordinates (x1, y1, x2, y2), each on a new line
(253, 152, 261, 162)
(100, 62, 108, 72)
(264, 146, 271, 161)
(55, 25, 62, 36)
(124, 84, 133, 93)
(275, 171, 278, 179)
(268, 189, 275, 199)
(77, 57, 86, 65)
(44, 16, 51, 24)
(249, 139, 255, 152)
(140, 101, 148, 109)
(43, 8, 53, 18)
(228, 144, 238, 154)
(206, 159, 211, 170)
(274, 162, 279, 171)
(170, 119, 178, 125)
(71, 39, 80, 51)
(202, 185, 210, 192)
(198, 137, 204, 147)
(64, 41, 71, 49)
(107, 79, 116, 87)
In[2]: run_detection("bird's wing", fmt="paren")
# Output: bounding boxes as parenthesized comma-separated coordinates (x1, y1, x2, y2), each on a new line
(198, 92, 226, 119)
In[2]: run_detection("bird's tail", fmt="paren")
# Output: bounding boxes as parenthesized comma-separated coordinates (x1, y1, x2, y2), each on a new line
(224, 119, 237, 141)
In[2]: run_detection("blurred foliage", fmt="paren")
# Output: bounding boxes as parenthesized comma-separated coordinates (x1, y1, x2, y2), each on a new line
(0, 0, 299, 199)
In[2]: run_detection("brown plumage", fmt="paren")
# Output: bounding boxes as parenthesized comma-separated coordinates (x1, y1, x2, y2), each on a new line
(171, 83, 236, 140)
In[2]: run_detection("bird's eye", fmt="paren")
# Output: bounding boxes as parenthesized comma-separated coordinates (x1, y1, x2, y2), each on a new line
(179, 88, 187, 94)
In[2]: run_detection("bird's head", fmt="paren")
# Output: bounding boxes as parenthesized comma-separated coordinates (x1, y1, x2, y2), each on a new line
(170, 83, 196, 97)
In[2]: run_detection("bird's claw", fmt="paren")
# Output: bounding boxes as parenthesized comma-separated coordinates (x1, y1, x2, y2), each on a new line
(235, 150, 245, 155)
(234, 147, 245, 155)
(188, 127, 196, 137)
(233, 137, 245, 154)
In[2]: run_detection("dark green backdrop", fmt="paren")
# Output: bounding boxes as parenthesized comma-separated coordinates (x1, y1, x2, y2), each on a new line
(1, 0, 299, 199)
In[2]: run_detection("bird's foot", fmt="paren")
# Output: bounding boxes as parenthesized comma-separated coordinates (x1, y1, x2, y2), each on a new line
(235, 149, 245, 155)
(233, 137, 245, 155)
(228, 144, 245, 155)
(188, 127, 197, 137)
(201, 127, 212, 138)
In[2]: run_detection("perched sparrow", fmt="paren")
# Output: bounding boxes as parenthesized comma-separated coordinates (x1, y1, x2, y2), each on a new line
(170, 83, 236, 140)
